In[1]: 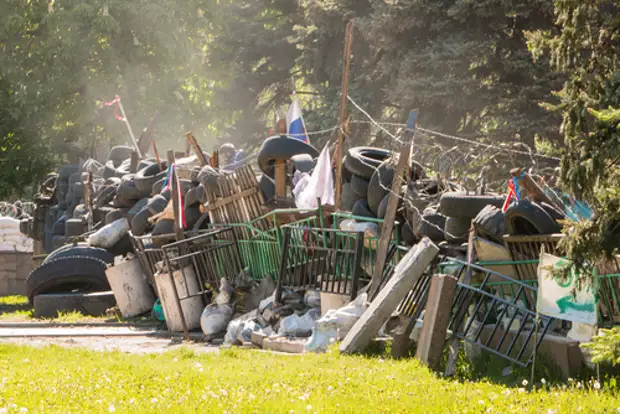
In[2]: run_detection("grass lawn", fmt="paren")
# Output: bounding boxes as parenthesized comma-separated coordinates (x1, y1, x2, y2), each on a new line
(0, 296, 154, 325)
(0, 344, 618, 413)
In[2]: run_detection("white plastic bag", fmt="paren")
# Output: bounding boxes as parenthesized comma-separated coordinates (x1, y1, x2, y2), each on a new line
(201, 303, 234, 337)
(304, 290, 321, 308)
(87, 218, 129, 249)
(293, 145, 334, 209)
(278, 308, 321, 337)
(305, 293, 369, 352)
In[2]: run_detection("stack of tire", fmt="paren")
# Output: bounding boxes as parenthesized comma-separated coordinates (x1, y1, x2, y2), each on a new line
(256, 135, 319, 202)
(473, 199, 563, 244)
(436, 193, 506, 245)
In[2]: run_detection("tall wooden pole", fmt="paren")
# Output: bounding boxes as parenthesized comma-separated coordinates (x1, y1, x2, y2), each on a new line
(334, 20, 354, 211)
(368, 110, 418, 298)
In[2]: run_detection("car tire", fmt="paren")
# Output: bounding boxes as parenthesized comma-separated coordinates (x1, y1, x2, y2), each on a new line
(290, 154, 314, 174)
(65, 219, 86, 237)
(473, 205, 505, 244)
(131, 207, 154, 236)
(42, 243, 115, 266)
(184, 205, 202, 229)
(367, 158, 398, 216)
(135, 162, 168, 196)
(352, 199, 375, 218)
(258, 174, 275, 202)
(416, 212, 446, 242)
(107, 145, 134, 166)
(106, 234, 134, 257)
(105, 208, 130, 225)
(344, 147, 391, 179)
(257, 135, 320, 176)
(340, 182, 358, 212)
(504, 200, 561, 235)
(27, 256, 110, 304)
(439, 192, 505, 219)
(444, 217, 470, 244)
(350, 174, 370, 198)
(147, 195, 169, 215)
(126, 198, 149, 225)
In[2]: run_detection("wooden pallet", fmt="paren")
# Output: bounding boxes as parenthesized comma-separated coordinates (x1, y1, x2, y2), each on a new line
(203, 166, 269, 236)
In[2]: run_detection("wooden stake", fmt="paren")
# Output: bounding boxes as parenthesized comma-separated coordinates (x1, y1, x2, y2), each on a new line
(81, 172, 94, 231)
(368, 111, 418, 299)
(186, 132, 209, 167)
(152, 141, 162, 172)
(274, 160, 287, 198)
(334, 20, 354, 211)
(129, 150, 139, 173)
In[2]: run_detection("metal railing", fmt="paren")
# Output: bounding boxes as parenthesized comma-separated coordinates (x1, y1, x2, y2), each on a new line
(442, 258, 555, 367)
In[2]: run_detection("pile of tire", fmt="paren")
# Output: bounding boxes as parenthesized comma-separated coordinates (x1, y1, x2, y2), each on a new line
(256, 135, 319, 202)
(340, 146, 470, 246)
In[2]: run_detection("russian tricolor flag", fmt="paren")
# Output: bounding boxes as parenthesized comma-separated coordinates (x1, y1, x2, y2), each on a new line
(286, 93, 309, 143)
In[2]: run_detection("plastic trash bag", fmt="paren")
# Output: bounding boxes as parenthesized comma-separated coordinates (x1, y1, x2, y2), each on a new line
(201, 303, 234, 337)
(305, 293, 369, 353)
(278, 308, 321, 337)
(304, 290, 321, 308)
(293, 144, 334, 209)
(87, 218, 129, 249)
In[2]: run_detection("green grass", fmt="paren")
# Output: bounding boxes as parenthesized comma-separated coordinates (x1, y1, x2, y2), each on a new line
(0, 295, 156, 325)
(0, 344, 618, 413)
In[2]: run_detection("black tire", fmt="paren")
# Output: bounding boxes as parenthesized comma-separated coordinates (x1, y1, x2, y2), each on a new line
(106, 234, 134, 257)
(444, 217, 470, 244)
(190, 166, 201, 184)
(352, 199, 375, 218)
(258, 174, 275, 201)
(131, 207, 154, 236)
(43, 243, 115, 266)
(147, 195, 168, 215)
(401, 221, 417, 246)
(350, 174, 370, 198)
(184, 205, 202, 228)
(103, 160, 130, 179)
(65, 219, 86, 237)
(416, 212, 446, 242)
(105, 208, 130, 225)
(93, 206, 116, 224)
(185, 187, 199, 207)
(152, 219, 175, 248)
(50, 235, 66, 251)
(504, 200, 561, 235)
(152, 178, 166, 195)
(340, 182, 358, 212)
(117, 176, 143, 200)
(290, 154, 314, 174)
(257, 135, 320, 176)
(112, 193, 138, 208)
(195, 184, 207, 205)
(52, 217, 66, 235)
(540, 202, 565, 221)
(107, 145, 134, 166)
(93, 185, 118, 209)
(135, 162, 168, 195)
(344, 147, 391, 179)
(439, 192, 505, 219)
(137, 158, 156, 172)
(377, 193, 399, 220)
(27, 256, 110, 304)
(126, 198, 149, 225)
(367, 158, 398, 216)
(473, 205, 505, 244)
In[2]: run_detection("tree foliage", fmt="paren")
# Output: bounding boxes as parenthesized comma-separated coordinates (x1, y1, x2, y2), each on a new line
(528, 1, 620, 273)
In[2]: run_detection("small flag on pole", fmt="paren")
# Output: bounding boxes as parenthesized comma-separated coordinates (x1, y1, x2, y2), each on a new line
(286, 93, 309, 143)
(103, 95, 126, 121)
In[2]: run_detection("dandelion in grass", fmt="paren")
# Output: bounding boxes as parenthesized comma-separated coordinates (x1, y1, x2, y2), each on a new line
(594, 381, 601, 390)
(518, 388, 526, 394)
(108, 404, 115, 413)
(150, 398, 158, 403)
(19, 408, 28, 413)
(541, 378, 546, 385)
(522, 379, 528, 386)
(306, 405, 312, 411)
(478, 400, 485, 405)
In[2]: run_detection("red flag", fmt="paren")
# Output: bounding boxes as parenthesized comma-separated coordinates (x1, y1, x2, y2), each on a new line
(104, 95, 126, 121)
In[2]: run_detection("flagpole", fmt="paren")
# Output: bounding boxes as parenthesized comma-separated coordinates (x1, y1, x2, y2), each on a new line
(117, 99, 143, 158)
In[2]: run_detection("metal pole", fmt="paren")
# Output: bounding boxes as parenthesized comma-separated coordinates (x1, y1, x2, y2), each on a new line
(117, 99, 143, 158)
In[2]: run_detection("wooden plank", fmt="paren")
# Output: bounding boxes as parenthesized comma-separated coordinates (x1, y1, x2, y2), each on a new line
(186, 132, 209, 167)
(166, 150, 184, 241)
(368, 110, 418, 299)
(444, 220, 476, 377)
(129, 150, 139, 173)
(274, 160, 287, 198)
(334, 20, 355, 211)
